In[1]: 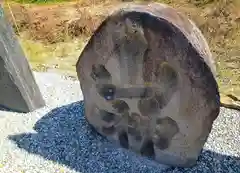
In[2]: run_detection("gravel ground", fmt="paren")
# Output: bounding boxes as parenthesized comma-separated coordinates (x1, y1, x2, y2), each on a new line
(0, 72, 239, 173)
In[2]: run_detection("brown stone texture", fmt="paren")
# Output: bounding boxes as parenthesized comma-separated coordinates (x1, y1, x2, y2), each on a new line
(76, 3, 220, 168)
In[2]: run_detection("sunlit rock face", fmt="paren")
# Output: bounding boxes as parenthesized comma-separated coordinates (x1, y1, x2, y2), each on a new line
(76, 3, 220, 168)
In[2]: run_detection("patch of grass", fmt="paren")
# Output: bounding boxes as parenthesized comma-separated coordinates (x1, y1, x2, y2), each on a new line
(187, 0, 214, 7)
(193, 0, 240, 97)
(10, 0, 71, 5)
(18, 34, 87, 76)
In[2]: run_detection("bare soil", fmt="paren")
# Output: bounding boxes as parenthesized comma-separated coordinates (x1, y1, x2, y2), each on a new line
(4, 1, 117, 43)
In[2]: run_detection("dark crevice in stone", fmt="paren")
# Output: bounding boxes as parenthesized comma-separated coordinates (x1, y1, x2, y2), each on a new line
(96, 84, 116, 100)
(154, 117, 179, 150)
(128, 112, 140, 126)
(143, 48, 150, 63)
(154, 94, 167, 109)
(156, 117, 179, 136)
(155, 62, 178, 88)
(90, 64, 111, 81)
(153, 136, 169, 150)
(138, 98, 159, 115)
(127, 126, 142, 141)
(140, 139, 155, 158)
(119, 131, 129, 149)
(99, 110, 116, 123)
(142, 49, 154, 83)
(112, 100, 130, 113)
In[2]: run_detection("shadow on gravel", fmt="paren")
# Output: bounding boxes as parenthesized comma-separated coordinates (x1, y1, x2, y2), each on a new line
(8, 101, 240, 173)
(0, 105, 26, 113)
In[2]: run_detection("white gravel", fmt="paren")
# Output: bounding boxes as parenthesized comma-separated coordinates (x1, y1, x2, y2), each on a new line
(0, 72, 239, 173)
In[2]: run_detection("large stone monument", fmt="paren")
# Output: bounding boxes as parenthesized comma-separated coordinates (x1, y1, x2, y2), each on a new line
(0, 5, 45, 113)
(76, 3, 220, 167)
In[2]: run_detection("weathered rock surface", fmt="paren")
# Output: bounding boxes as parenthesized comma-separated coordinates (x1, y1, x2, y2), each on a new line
(76, 3, 221, 167)
(0, 7, 45, 113)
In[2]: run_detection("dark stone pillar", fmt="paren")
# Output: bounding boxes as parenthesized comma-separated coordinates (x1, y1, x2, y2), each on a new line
(0, 5, 45, 113)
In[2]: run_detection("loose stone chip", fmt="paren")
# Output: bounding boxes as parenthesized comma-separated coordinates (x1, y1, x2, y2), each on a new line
(76, 3, 220, 168)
